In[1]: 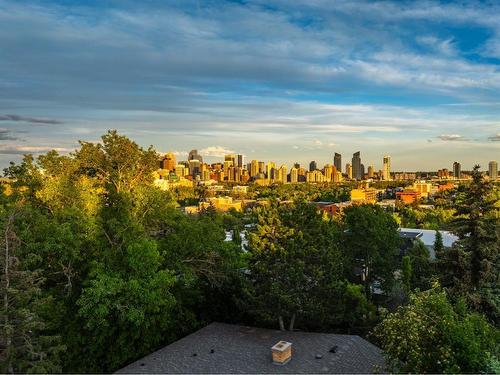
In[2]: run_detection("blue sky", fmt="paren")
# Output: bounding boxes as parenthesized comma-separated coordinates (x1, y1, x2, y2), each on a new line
(0, 0, 499, 171)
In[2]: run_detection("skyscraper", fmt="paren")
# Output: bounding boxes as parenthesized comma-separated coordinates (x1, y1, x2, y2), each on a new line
(368, 165, 374, 179)
(352, 151, 362, 180)
(278, 165, 288, 184)
(290, 167, 298, 183)
(309, 160, 317, 171)
(237, 154, 243, 168)
(453, 162, 461, 179)
(489, 161, 498, 180)
(250, 160, 259, 177)
(346, 163, 352, 179)
(334, 153, 342, 173)
(161, 152, 176, 171)
(383, 155, 391, 181)
(188, 149, 203, 163)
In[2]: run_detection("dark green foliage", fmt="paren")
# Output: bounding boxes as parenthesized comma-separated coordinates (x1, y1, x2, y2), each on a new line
(401, 256, 412, 293)
(375, 285, 499, 373)
(433, 230, 444, 255)
(342, 204, 401, 298)
(407, 240, 433, 291)
(76, 239, 177, 372)
(245, 202, 373, 332)
(437, 166, 500, 322)
(0, 207, 65, 373)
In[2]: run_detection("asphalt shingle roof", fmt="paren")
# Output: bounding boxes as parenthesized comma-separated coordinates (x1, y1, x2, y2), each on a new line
(117, 322, 385, 374)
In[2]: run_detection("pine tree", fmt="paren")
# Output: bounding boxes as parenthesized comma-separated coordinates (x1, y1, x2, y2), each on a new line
(438, 165, 499, 321)
(0, 208, 64, 373)
(434, 230, 444, 255)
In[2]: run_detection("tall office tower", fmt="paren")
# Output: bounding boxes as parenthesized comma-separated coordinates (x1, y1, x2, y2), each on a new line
(309, 160, 317, 172)
(383, 155, 391, 181)
(225, 154, 236, 166)
(333, 170, 342, 183)
(346, 163, 353, 179)
(453, 162, 461, 179)
(278, 165, 288, 184)
(368, 165, 374, 179)
(290, 167, 298, 183)
(361, 164, 365, 180)
(161, 152, 176, 171)
(223, 159, 233, 172)
(323, 164, 334, 182)
(188, 159, 201, 177)
(298, 167, 307, 182)
(237, 154, 243, 168)
(258, 161, 265, 174)
(188, 149, 203, 163)
(352, 151, 362, 180)
(334, 153, 342, 173)
(250, 160, 259, 177)
(489, 161, 498, 180)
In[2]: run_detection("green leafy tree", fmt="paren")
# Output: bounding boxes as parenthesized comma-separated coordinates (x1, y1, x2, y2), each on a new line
(245, 202, 370, 331)
(407, 240, 433, 291)
(0, 207, 64, 373)
(75, 130, 158, 194)
(76, 238, 176, 372)
(374, 284, 499, 373)
(401, 256, 412, 293)
(342, 204, 401, 298)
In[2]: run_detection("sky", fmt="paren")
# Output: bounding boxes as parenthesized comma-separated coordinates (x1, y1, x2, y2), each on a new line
(0, 0, 499, 171)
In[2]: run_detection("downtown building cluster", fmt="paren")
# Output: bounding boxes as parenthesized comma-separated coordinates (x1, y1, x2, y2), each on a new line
(156, 150, 396, 187)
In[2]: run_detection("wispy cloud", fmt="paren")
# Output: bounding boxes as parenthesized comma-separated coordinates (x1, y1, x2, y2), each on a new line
(488, 133, 500, 142)
(437, 134, 466, 141)
(0, 145, 73, 155)
(0, 129, 18, 140)
(199, 146, 235, 158)
(0, 114, 63, 125)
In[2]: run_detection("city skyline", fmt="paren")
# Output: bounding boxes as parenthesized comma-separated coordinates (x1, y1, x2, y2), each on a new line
(162, 148, 498, 175)
(0, 0, 499, 169)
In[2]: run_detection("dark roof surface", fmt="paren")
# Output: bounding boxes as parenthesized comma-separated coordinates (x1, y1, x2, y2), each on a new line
(117, 322, 385, 374)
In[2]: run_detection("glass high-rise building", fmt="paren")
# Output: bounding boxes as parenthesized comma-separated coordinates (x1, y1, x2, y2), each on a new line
(453, 161, 461, 179)
(334, 153, 342, 173)
(352, 151, 362, 180)
(383, 155, 391, 181)
(309, 160, 317, 171)
(489, 161, 498, 180)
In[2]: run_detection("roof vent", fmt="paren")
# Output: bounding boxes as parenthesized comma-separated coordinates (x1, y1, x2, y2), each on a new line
(271, 341, 292, 365)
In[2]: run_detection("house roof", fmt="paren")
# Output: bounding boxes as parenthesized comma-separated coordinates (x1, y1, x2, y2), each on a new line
(399, 228, 459, 259)
(117, 322, 385, 374)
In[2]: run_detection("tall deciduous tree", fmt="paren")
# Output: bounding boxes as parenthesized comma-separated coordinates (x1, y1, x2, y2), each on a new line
(75, 130, 158, 194)
(342, 204, 400, 298)
(375, 285, 499, 373)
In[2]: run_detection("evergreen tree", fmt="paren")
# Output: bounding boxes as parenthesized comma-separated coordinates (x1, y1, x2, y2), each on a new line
(433, 230, 444, 255)
(0, 208, 64, 373)
(438, 165, 499, 321)
(401, 256, 412, 293)
(407, 240, 433, 291)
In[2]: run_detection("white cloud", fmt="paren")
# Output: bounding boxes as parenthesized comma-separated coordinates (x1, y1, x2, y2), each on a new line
(199, 146, 235, 158)
(437, 134, 465, 141)
(0, 145, 74, 155)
